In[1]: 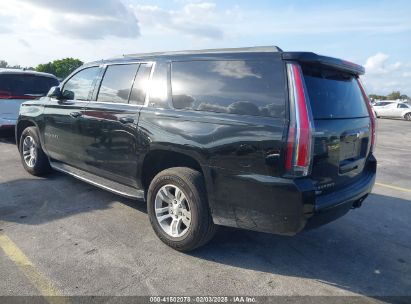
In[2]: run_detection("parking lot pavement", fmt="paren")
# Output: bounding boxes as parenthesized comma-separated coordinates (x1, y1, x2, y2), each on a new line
(0, 119, 410, 302)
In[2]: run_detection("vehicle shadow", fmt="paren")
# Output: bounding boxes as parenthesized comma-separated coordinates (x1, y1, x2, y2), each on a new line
(190, 193, 411, 299)
(0, 173, 409, 299)
(0, 174, 146, 228)
(0, 130, 15, 144)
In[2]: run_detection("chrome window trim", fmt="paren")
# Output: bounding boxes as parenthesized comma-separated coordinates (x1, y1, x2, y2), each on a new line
(93, 61, 155, 107)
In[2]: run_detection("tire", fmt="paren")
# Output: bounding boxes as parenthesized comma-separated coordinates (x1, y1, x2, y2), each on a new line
(19, 126, 51, 176)
(147, 167, 216, 251)
(404, 113, 411, 121)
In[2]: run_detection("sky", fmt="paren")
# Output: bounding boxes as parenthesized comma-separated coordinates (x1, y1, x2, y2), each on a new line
(1, 0, 410, 95)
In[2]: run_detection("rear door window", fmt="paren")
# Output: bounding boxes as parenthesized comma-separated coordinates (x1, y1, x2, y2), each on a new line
(0, 74, 58, 99)
(301, 65, 369, 119)
(147, 62, 169, 108)
(171, 60, 285, 117)
(97, 64, 139, 103)
(129, 63, 153, 105)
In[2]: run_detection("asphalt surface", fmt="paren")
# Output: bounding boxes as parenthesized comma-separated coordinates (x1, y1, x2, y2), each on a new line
(0, 119, 410, 302)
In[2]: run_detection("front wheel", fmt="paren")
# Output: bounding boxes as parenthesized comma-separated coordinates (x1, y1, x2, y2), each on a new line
(404, 113, 411, 121)
(19, 126, 51, 176)
(147, 167, 216, 251)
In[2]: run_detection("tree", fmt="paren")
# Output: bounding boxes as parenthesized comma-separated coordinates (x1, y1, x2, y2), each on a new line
(0, 60, 33, 70)
(387, 91, 401, 100)
(369, 94, 386, 100)
(53, 58, 83, 78)
(36, 58, 83, 78)
(36, 62, 55, 75)
(0, 60, 8, 68)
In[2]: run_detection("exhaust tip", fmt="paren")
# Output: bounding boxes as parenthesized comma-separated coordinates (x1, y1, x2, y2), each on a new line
(352, 194, 368, 209)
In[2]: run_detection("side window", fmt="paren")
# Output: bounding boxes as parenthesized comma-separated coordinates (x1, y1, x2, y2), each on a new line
(97, 64, 139, 103)
(62, 67, 99, 100)
(147, 62, 169, 108)
(129, 63, 153, 105)
(171, 60, 285, 117)
(398, 104, 408, 108)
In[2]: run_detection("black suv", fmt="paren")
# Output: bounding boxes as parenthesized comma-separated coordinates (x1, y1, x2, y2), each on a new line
(16, 46, 376, 251)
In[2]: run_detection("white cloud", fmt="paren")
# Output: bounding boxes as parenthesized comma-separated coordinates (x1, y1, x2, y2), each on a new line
(362, 53, 411, 95)
(0, 0, 409, 91)
(0, 14, 12, 33)
(4, 0, 140, 39)
(132, 2, 223, 39)
(364, 53, 402, 75)
(18, 38, 30, 48)
(26, 0, 133, 17)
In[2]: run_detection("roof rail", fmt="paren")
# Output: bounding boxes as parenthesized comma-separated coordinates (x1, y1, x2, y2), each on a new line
(122, 46, 283, 58)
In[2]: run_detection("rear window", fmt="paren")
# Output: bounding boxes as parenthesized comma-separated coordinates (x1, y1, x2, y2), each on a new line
(0, 74, 58, 99)
(171, 60, 286, 118)
(301, 65, 369, 119)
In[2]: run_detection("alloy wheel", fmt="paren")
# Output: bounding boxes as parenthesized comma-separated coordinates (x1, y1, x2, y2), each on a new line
(154, 184, 191, 237)
(22, 136, 37, 168)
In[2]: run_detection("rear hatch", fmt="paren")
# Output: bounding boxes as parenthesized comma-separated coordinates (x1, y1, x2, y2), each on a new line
(301, 63, 372, 195)
(0, 73, 58, 119)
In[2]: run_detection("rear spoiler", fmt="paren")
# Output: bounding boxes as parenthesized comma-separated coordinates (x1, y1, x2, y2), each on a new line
(282, 52, 365, 75)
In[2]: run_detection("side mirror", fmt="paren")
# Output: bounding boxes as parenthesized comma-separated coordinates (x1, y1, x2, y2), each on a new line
(62, 90, 75, 100)
(47, 86, 62, 99)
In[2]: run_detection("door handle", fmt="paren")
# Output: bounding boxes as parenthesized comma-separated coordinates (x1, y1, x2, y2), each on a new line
(69, 111, 82, 118)
(119, 117, 135, 124)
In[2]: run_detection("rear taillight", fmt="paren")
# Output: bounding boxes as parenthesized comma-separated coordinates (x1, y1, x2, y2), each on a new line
(0, 90, 11, 99)
(285, 63, 314, 177)
(357, 78, 376, 152)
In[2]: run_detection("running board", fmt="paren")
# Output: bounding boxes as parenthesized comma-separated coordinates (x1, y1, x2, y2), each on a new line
(50, 161, 144, 200)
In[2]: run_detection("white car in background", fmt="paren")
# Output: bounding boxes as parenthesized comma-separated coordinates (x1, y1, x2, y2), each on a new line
(374, 102, 411, 121)
(0, 69, 59, 131)
(372, 101, 396, 108)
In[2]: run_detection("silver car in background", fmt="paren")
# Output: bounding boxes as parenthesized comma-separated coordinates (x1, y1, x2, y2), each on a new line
(0, 69, 59, 130)
(373, 102, 411, 121)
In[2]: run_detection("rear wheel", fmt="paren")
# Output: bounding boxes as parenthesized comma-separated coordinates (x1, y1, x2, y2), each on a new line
(19, 127, 51, 176)
(404, 113, 411, 121)
(147, 167, 216, 251)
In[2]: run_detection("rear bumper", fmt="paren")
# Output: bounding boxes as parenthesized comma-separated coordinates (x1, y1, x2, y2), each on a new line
(305, 155, 376, 230)
(211, 154, 376, 235)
